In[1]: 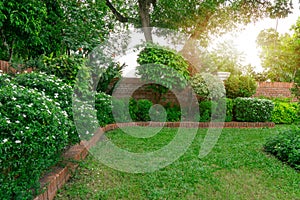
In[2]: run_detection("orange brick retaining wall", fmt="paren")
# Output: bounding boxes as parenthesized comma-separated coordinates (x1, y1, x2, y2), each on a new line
(34, 121, 275, 200)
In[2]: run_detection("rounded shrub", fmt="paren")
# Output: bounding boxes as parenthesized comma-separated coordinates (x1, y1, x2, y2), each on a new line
(137, 44, 190, 81)
(0, 83, 76, 199)
(190, 73, 225, 100)
(234, 97, 274, 122)
(225, 75, 257, 98)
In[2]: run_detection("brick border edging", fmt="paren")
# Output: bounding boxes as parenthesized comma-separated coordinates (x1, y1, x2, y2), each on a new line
(34, 121, 275, 200)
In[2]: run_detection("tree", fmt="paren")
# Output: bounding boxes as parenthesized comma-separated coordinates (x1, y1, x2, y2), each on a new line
(197, 40, 246, 74)
(0, 0, 110, 61)
(257, 17, 300, 82)
(105, 0, 294, 71)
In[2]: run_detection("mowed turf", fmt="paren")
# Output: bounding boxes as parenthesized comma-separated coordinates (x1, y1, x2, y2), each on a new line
(55, 126, 300, 200)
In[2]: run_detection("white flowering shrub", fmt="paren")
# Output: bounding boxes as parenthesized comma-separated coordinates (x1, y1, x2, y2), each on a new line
(14, 72, 73, 117)
(0, 72, 12, 87)
(0, 83, 76, 199)
(190, 73, 225, 100)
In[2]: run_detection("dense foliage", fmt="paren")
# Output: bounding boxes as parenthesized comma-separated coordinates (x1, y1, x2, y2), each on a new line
(136, 45, 190, 102)
(271, 102, 300, 124)
(0, 0, 110, 61)
(234, 98, 274, 122)
(0, 81, 76, 199)
(191, 73, 225, 100)
(225, 75, 257, 99)
(256, 18, 300, 82)
(198, 98, 233, 122)
(264, 128, 300, 170)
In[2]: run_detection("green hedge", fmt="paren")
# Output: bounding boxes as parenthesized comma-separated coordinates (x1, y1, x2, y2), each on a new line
(234, 97, 274, 122)
(198, 98, 233, 122)
(264, 128, 300, 170)
(271, 102, 300, 124)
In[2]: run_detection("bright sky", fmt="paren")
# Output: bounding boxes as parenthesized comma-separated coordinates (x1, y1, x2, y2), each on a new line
(118, 2, 300, 76)
(229, 2, 300, 72)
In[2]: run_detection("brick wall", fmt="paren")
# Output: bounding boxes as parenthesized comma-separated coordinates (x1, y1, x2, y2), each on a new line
(112, 78, 297, 103)
(252, 82, 295, 100)
(0, 60, 33, 74)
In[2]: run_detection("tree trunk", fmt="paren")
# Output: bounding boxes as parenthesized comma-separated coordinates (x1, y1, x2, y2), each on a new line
(138, 0, 153, 42)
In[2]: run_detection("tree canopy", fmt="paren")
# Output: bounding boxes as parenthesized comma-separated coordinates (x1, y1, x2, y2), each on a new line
(256, 17, 300, 82)
(0, 0, 110, 61)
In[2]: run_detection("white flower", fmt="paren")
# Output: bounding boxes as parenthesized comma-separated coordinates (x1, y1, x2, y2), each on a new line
(23, 114, 26, 118)
(2, 138, 8, 143)
(12, 97, 17, 101)
(15, 140, 21, 144)
(15, 120, 20, 124)
(54, 93, 59, 98)
(6, 120, 11, 124)
(25, 127, 30, 130)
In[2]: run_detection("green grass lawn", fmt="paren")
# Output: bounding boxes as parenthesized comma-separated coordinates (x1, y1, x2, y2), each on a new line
(55, 126, 300, 200)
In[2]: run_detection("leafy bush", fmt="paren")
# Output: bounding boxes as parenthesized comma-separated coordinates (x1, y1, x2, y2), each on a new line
(225, 75, 257, 98)
(137, 44, 190, 80)
(291, 69, 300, 100)
(190, 73, 225, 100)
(132, 99, 153, 122)
(136, 45, 190, 103)
(39, 54, 87, 86)
(165, 104, 181, 122)
(0, 72, 11, 87)
(264, 128, 300, 170)
(14, 72, 73, 117)
(0, 84, 76, 199)
(272, 102, 300, 124)
(234, 97, 274, 122)
(224, 98, 234, 122)
(197, 98, 233, 122)
(95, 92, 114, 126)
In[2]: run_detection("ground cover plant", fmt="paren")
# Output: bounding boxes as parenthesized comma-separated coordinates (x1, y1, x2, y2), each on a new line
(264, 127, 300, 170)
(55, 126, 300, 200)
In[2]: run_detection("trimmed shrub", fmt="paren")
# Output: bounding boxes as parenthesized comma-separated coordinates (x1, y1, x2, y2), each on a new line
(132, 99, 153, 122)
(95, 92, 114, 126)
(165, 104, 181, 122)
(197, 98, 233, 122)
(234, 97, 274, 122)
(272, 102, 300, 124)
(191, 73, 225, 100)
(264, 128, 300, 170)
(224, 98, 234, 122)
(0, 84, 76, 199)
(198, 101, 217, 122)
(225, 75, 257, 99)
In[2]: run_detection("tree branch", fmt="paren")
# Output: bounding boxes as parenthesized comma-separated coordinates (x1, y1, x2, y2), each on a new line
(105, 0, 129, 23)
